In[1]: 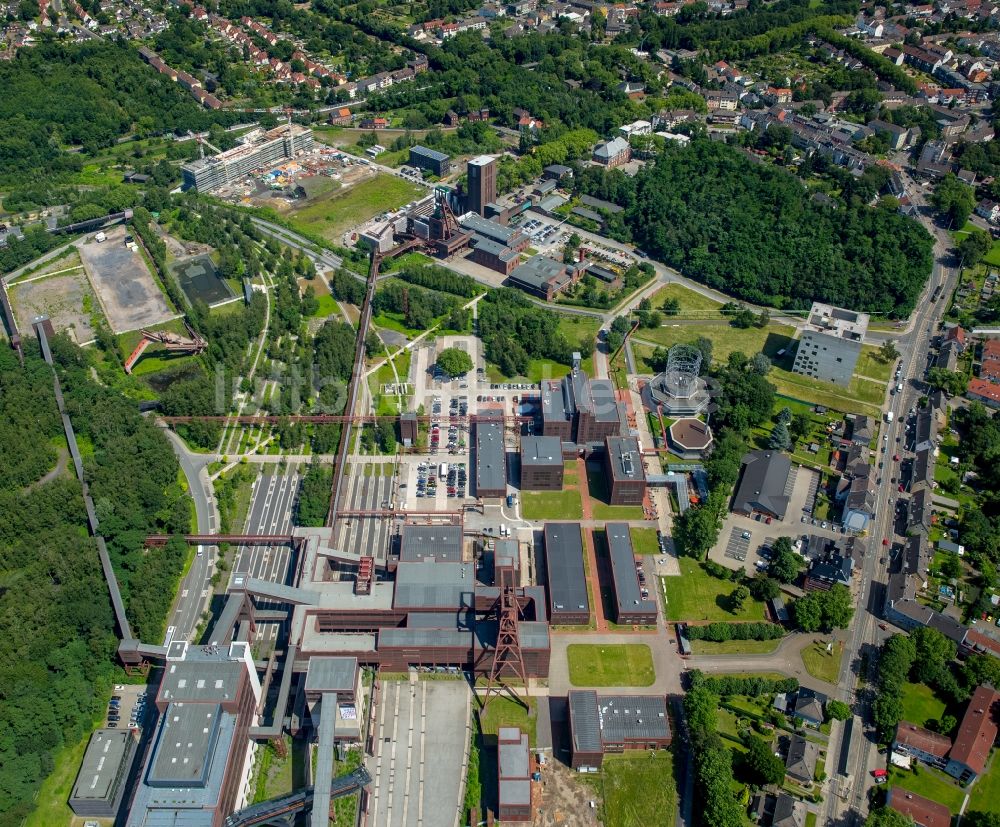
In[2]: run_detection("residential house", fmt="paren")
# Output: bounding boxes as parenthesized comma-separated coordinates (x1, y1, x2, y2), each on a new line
(869, 119, 916, 150)
(980, 339, 1000, 383)
(909, 488, 933, 537)
(945, 684, 1000, 783)
(841, 475, 877, 534)
(976, 199, 1000, 224)
(892, 722, 952, 769)
(592, 137, 631, 167)
(968, 377, 1000, 408)
(887, 788, 952, 827)
(914, 409, 936, 453)
(784, 734, 819, 783)
(771, 794, 806, 827)
(849, 414, 874, 445)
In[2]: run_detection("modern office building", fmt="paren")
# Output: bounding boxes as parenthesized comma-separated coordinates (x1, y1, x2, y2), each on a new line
(126, 640, 262, 827)
(520, 435, 564, 490)
(541, 359, 625, 446)
(603, 436, 646, 506)
(69, 729, 138, 818)
(409, 145, 451, 176)
(475, 421, 507, 498)
(791, 302, 869, 387)
(543, 522, 590, 625)
(466, 155, 497, 215)
(181, 124, 314, 192)
(605, 523, 657, 624)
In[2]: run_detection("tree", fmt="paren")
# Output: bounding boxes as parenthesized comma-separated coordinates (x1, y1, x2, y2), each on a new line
(959, 228, 993, 267)
(777, 406, 792, 425)
(436, 347, 473, 377)
(965, 813, 1000, 827)
(879, 340, 900, 363)
(927, 368, 969, 397)
(741, 733, 786, 785)
(932, 173, 976, 227)
(748, 575, 780, 601)
(749, 352, 772, 375)
(826, 700, 851, 721)
(793, 593, 824, 632)
(730, 584, 750, 612)
(789, 412, 812, 446)
(769, 421, 792, 451)
(770, 537, 802, 584)
(866, 806, 917, 827)
(929, 714, 957, 735)
(662, 297, 680, 316)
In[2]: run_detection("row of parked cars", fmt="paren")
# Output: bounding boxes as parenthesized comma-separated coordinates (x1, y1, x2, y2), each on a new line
(107, 687, 147, 730)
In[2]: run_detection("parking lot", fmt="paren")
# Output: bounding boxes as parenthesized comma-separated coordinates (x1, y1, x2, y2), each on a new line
(105, 683, 149, 733)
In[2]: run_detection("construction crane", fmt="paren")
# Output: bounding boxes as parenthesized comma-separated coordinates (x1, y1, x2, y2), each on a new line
(124, 323, 207, 374)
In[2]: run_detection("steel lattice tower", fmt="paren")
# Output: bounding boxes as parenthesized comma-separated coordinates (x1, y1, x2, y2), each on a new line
(480, 563, 528, 712)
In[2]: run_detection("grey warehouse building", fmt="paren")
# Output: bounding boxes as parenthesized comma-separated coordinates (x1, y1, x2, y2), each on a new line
(69, 729, 138, 818)
(605, 523, 657, 624)
(409, 145, 451, 176)
(475, 420, 507, 498)
(400, 523, 463, 562)
(543, 522, 590, 625)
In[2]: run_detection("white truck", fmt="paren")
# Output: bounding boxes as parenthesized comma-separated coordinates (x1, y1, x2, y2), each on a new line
(885, 411, 894, 423)
(94, 231, 107, 243)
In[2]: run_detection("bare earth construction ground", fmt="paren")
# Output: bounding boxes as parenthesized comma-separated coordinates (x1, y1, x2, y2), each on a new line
(78, 226, 174, 333)
(11, 268, 97, 345)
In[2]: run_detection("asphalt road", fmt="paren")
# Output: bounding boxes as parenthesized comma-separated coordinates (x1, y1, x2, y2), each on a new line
(822, 196, 958, 825)
(163, 429, 219, 643)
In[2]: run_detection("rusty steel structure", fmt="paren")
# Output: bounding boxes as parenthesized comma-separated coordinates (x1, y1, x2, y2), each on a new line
(479, 563, 529, 713)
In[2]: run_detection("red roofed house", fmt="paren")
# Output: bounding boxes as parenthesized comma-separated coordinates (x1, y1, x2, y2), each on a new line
(329, 107, 352, 126)
(981, 339, 1000, 383)
(892, 721, 952, 769)
(968, 377, 1000, 409)
(943, 325, 966, 352)
(886, 788, 952, 827)
(945, 684, 1000, 783)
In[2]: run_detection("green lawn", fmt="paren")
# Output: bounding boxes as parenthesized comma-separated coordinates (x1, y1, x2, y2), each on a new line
(900, 682, 948, 728)
(768, 366, 883, 418)
(634, 320, 796, 364)
(601, 751, 676, 827)
(287, 174, 423, 242)
(889, 764, 966, 814)
(566, 643, 655, 687)
(801, 641, 843, 684)
(478, 696, 537, 746)
(23, 728, 93, 827)
(968, 752, 1000, 814)
(649, 282, 724, 317)
(855, 345, 894, 382)
(690, 638, 782, 655)
(661, 557, 766, 622)
(520, 488, 584, 520)
(587, 467, 646, 521)
(630, 527, 661, 555)
(309, 292, 339, 319)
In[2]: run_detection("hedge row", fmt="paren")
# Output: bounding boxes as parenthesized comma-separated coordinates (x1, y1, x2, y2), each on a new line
(685, 622, 785, 642)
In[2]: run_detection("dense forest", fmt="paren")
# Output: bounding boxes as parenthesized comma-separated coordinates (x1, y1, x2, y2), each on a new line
(576, 139, 934, 316)
(0, 40, 243, 184)
(0, 340, 189, 825)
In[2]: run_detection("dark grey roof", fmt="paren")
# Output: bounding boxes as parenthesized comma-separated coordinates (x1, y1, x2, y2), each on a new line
(148, 703, 224, 786)
(407, 609, 474, 630)
(71, 729, 135, 805)
(912, 447, 934, 488)
(473, 618, 550, 650)
(498, 729, 530, 778)
(543, 523, 589, 615)
(393, 560, 475, 610)
(582, 375, 620, 423)
(459, 213, 521, 245)
(470, 235, 520, 261)
(785, 734, 819, 778)
(569, 690, 602, 754)
(521, 435, 563, 467)
(793, 688, 827, 723)
(579, 194, 624, 214)
(476, 421, 507, 493)
(410, 144, 450, 162)
(808, 552, 853, 586)
(732, 451, 792, 519)
(915, 409, 935, 448)
(909, 488, 932, 532)
(400, 523, 463, 562)
(379, 627, 471, 648)
(499, 778, 531, 805)
(509, 255, 566, 290)
(597, 694, 671, 744)
(160, 658, 245, 704)
(606, 523, 656, 615)
(606, 437, 645, 482)
(304, 657, 358, 693)
(772, 793, 806, 827)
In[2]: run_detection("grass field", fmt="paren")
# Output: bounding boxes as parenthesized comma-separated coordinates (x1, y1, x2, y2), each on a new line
(634, 320, 797, 363)
(661, 557, 766, 622)
(567, 644, 655, 687)
(689, 638, 783, 655)
(889, 764, 965, 814)
(587, 467, 646, 521)
(601, 751, 676, 827)
(801, 641, 843, 684)
(649, 282, 724, 317)
(478, 696, 537, 746)
(520, 488, 584, 520)
(630, 527, 661, 555)
(968, 752, 1000, 814)
(855, 345, 894, 382)
(288, 174, 423, 242)
(768, 367, 883, 418)
(24, 728, 94, 827)
(900, 682, 948, 728)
